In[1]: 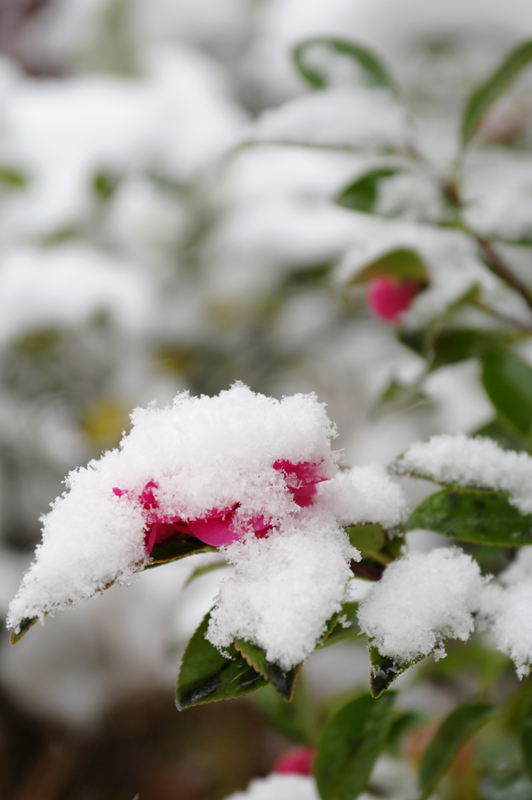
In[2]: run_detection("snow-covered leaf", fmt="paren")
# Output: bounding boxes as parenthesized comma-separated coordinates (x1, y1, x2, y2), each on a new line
(336, 168, 401, 213)
(315, 692, 396, 800)
(462, 39, 532, 146)
(419, 703, 497, 799)
(234, 638, 301, 702)
(369, 645, 428, 698)
(293, 38, 396, 93)
(405, 489, 532, 547)
(319, 602, 360, 648)
(176, 611, 267, 710)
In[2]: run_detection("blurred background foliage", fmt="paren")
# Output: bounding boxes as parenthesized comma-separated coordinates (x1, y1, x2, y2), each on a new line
(2, 0, 532, 798)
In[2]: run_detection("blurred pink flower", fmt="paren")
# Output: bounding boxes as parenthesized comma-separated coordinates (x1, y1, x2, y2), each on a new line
(113, 460, 328, 553)
(367, 276, 421, 323)
(273, 746, 315, 776)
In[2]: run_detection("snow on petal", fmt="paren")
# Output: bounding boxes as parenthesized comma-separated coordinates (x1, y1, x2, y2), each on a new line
(357, 548, 484, 663)
(207, 508, 358, 670)
(394, 433, 532, 515)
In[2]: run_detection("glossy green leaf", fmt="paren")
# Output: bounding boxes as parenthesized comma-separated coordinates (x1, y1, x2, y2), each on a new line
(462, 38, 532, 146)
(419, 703, 497, 799)
(315, 691, 396, 800)
(142, 536, 216, 570)
(176, 612, 267, 710)
(9, 616, 38, 645)
(234, 638, 301, 701)
(522, 694, 532, 781)
(347, 524, 386, 556)
(429, 328, 517, 372)
(482, 350, 532, 438)
(405, 489, 532, 546)
(319, 602, 360, 648)
(349, 248, 429, 285)
(336, 168, 400, 213)
(369, 646, 427, 698)
(293, 37, 396, 92)
(474, 418, 529, 453)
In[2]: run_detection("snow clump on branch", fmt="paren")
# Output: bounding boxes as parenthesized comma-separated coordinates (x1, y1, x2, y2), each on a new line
(7, 384, 409, 668)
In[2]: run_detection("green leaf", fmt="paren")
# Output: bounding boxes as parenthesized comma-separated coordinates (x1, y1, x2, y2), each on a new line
(176, 612, 267, 710)
(462, 39, 532, 146)
(386, 711, 423, 754)
(369, 646, 427, 698)
(92, 170, 119, 201)
(348, 248, 429, 285)
(482, 350, 532, 438)
(419, 703, 497, 799)
(293, 37, 396, 92)
(0, 166, 29, 189)
(234, 639, 301, 701)
(429, 328, 517, 372)
(474, 418, 530, 453)
(336, 168, 401, 213)
(319, 602, 360, 648)
(315, 691, 396, 800)
(184, 559, 227, 586)
(347, 524, 386, 556)
(405, 489, 532, 546)
(142, 536, 216, 570)
(9, 616, 38, 645)
(522, 694, 532, 781)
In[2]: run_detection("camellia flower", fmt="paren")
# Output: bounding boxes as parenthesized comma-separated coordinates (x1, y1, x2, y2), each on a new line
(367, 276, 421, 323)
(273, 747, 315, 776)
(113, 459, 329, 551)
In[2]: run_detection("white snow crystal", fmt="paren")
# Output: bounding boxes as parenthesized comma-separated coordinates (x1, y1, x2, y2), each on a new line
(394, 434, 532, 515)
(480, 581, 532, 678)
(479, 547, 532, 678)
(7, 385, 339, 633)
(318, 464, 407, 529)
(245, 88, 410, 152)
(207, 508, 357, 669)
(225, 774, 319, 800)
(358, 548, 484, 663)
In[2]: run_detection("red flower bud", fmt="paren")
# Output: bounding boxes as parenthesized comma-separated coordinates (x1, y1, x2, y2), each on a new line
(367, 276, 421, 323)
(273, 746, 315, 776)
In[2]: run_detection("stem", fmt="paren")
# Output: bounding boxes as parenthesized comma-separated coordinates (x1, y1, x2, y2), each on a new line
(476, 237, 532, 313)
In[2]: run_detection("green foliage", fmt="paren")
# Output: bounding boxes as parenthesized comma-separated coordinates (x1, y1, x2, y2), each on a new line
(462, 38, 532, 145)
(320, 602, 360, 647)
(0, 166, 29, 189)
(419, 703, 497, 799)
(369, 645, 427, 698)
(9, 616, 38, 645)
(293, 37, 396, 92)
(336, 168, 401, 213)
(234, 638, 301, 701)
(482, 350, 532, 438)
(348, 248, 428, 284)
(429, 328, 519, 372)
(176, 612, 267, 710)
(405, 488, 532, 546)
(314, 691, 396, 800)
(253, 680, 318, 745)
(522, 694, 532, 781)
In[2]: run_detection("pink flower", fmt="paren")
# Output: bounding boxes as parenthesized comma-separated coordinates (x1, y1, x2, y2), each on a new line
(273, 746, 315, 776)
(113, 460, 328, 554)
(367, 276, 421, 323)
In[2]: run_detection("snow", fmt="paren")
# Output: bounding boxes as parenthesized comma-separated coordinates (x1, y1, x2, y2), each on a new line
(0, 245, 153, 345)
(245, 88, 410, 152)
(394, 434, 532, 515)
(225, 774, 319, 800)
(357, 548, 484, 663)
(7, 385, 339, 637)
(478, 547, 532, 678)
(317, 464, 407, 529)
(207, 508, 357, 669)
